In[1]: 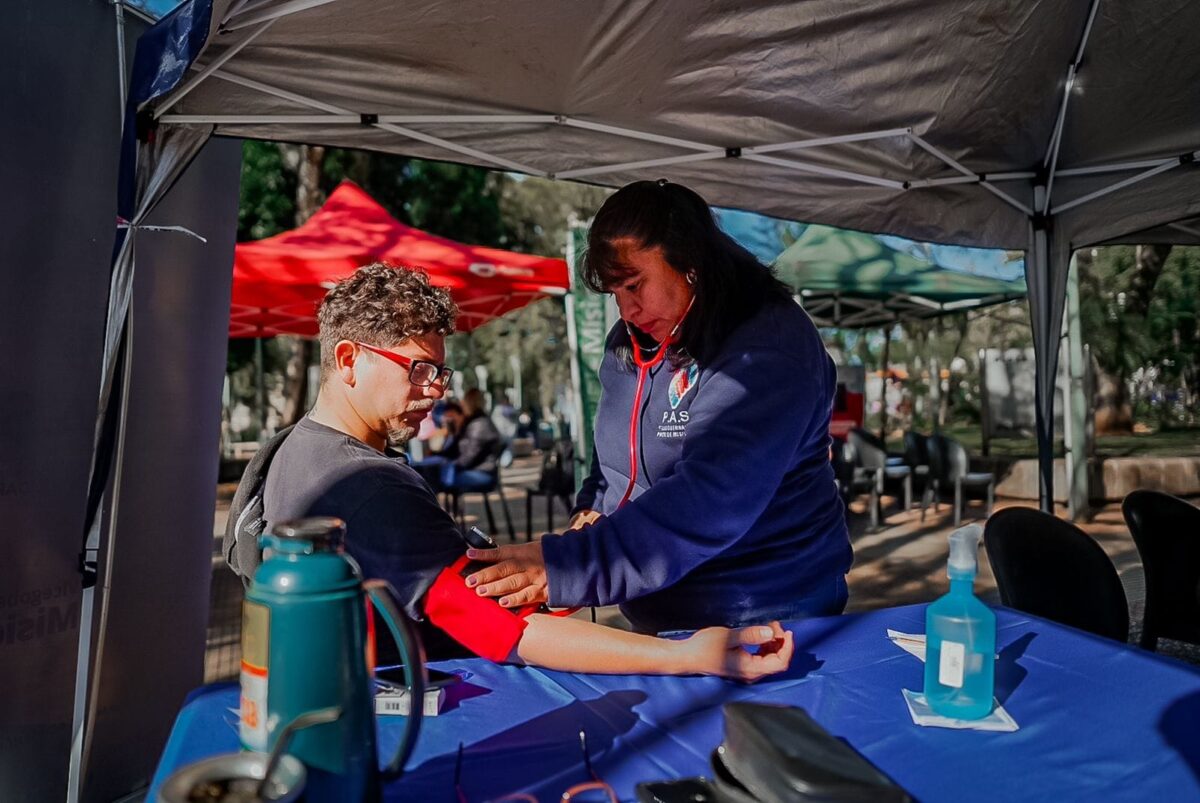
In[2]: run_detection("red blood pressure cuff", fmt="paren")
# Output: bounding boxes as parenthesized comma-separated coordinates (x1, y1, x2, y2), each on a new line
(423, 556, 533, 662)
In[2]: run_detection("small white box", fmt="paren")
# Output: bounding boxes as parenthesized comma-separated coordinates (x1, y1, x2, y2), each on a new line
(375, 685, 446, 717)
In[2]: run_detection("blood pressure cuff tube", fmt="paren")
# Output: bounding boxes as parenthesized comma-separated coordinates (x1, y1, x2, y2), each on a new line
(423, 556, 533, 662)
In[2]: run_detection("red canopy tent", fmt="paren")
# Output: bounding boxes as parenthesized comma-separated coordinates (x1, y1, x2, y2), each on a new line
(230, 181, 570, 336)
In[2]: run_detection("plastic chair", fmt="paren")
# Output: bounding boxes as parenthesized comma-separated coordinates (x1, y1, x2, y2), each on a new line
(902, 430, 931, 513)
(839, 438, 882, 529)
(926, 434, 994, 525)
(447, 440, 516, 539)
(849, 428, 912, 511)
(984, 507, 1129, 642)
(1121, 490, 1200, 651)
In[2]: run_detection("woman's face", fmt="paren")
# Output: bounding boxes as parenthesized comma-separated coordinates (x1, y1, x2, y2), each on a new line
(608, 238, 693, 343)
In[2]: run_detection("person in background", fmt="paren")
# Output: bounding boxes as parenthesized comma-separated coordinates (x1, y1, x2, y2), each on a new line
(255, 262, 794, 679)
(439, 388, 502, 492)
(466, 180, 853, 635)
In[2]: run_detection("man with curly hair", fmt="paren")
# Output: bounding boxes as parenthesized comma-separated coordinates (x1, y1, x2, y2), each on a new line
(260, 263, 793, 680)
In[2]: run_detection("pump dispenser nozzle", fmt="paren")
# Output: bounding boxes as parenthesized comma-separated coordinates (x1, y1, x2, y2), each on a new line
(947, 524, 983, 579)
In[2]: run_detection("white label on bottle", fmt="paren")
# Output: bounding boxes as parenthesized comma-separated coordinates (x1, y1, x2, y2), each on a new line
(239, 600, 270, 752)
(939, 640, 966, 688)
(240, 667, 269, 751)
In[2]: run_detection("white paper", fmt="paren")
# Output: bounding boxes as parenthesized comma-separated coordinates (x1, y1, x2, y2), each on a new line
(902, 689, 1019, 732)
(886, 629, 926, 661)
(888, 629, 1019, 732)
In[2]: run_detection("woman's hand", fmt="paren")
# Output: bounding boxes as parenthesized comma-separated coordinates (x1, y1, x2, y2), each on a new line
(680, 621, 794, 682)
(465, 542, 549, 608)
(568, 510, 603, 530)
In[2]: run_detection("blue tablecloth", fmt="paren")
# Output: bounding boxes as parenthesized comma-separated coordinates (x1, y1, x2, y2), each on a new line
(149, 605, 1200, 801)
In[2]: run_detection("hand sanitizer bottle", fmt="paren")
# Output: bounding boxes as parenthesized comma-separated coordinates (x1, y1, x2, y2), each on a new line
(924, 524, 995, 719)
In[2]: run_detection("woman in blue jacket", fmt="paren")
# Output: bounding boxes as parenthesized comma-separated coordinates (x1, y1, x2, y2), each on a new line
(467, 180, 852, 633)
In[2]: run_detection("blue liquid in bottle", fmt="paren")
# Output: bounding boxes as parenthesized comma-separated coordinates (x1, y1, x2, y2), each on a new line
(924, 525, 996, 720)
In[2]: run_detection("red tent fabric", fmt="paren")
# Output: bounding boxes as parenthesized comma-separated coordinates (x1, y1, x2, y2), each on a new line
(230, 181, 570, 336)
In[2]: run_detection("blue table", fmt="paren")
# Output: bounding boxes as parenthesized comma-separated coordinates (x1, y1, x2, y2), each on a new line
(150, 605, 1200, 801)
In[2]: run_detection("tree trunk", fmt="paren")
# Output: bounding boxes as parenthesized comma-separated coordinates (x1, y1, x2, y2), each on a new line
(938, 313, 970, 426)
(1126, 244, 1172, 317)
(279, 145, 324, 427)
(1085, 244, 1169, 433)
(1092, 356, 1133, 435)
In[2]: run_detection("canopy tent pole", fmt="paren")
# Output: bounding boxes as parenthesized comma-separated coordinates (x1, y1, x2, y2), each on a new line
(1028, 184, 1056, 512)
(1052, 155, 1195, 215)
(1041, 0, 1101, 212)
(741, 153, 906, 189)
(910, 171, 1036, 187)
(1056, 155, 1200, 177)
(200, 69, 546, 174)
(907, 133, 1033, 216)
(1064, 252, 1091, 519)
(1168, 221, 1200, 237)
(255, 335, 267, 441)
(221, 0, 344, 33)
(152, 20, 276, 118)
(745, 128, 913, 154)
(879, 322, 892, 442)
(557, 151, 728, 181)
(112, 1, 127, 117)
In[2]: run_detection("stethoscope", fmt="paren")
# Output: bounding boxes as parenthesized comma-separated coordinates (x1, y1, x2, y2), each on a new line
(616, 294, 697, 508)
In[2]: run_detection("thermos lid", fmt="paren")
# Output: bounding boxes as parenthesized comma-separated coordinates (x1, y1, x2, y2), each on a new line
(270, 517, 346, 551)
(156, 752, 305, 802)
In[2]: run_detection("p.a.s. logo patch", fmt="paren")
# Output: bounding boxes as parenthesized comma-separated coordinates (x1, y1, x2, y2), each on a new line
(668, 364, 699, 409)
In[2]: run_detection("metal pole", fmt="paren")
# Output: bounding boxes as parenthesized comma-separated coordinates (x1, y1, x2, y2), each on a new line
(879, 323, 892, 442)
(1031, 186, 1055, 512)
(113, 1, 127, 120)
(930, 355, 941, 433)
(1065, 253, 1090, 520)
(255, 336, 267, 441)
(977, 349, 990, 455)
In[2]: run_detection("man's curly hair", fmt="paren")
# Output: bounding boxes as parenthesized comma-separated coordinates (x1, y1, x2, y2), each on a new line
(318, 263, 458, 378)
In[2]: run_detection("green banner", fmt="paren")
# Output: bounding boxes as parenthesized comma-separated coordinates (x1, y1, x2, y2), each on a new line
(565, 221, 609, 475)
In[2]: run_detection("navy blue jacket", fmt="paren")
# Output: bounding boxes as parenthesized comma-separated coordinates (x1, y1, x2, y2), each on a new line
(542, 299, 852, 632)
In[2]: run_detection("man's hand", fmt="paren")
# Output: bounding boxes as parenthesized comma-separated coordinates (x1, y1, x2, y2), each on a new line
(465, 541, 549, 608)
(568, 510, 603, 530)
(680, 621, 794, 682)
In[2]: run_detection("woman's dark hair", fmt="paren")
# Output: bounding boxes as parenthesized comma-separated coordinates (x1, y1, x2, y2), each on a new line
(582, 180, 792, 368)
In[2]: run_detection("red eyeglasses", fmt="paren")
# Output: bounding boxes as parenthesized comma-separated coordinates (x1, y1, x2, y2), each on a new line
(356, 342, 453, 388)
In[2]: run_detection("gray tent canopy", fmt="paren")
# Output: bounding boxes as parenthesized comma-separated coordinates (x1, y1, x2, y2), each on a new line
(118, 0, 1200, 508)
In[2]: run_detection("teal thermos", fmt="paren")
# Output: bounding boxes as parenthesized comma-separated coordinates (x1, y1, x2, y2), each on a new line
(239, 517, 424, 802)
(923, 524, 996, 719)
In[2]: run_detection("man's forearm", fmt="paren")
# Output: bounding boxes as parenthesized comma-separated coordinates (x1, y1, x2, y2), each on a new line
(513, 613, 692, 675)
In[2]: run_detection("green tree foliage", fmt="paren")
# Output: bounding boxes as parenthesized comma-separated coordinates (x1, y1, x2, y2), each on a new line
(1080, 245, 1200, 426)
(320, 150, 510, 247)
(237, 140, 296, 241)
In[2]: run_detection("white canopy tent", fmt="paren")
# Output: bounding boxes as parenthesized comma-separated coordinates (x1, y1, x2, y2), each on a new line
(103, 0, 1200, 522)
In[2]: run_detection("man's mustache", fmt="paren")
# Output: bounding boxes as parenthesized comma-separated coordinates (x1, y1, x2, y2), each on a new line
(405, 399, 435, 414)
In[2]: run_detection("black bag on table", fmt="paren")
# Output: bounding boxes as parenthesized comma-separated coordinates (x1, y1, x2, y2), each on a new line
(637, 702, 910, 803)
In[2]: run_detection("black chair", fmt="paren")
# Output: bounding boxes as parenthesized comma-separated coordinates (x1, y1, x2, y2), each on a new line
(848, 428, 912, 512)
(902, 430, 931, 514)
(525, 439, 577, 542)
(926, 434, 994, 525)
(984, 507, 1129, 642)
(447, 440, 516, 539)
(1121, 490, 1200, 651)
(838, 438, 883, 529)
